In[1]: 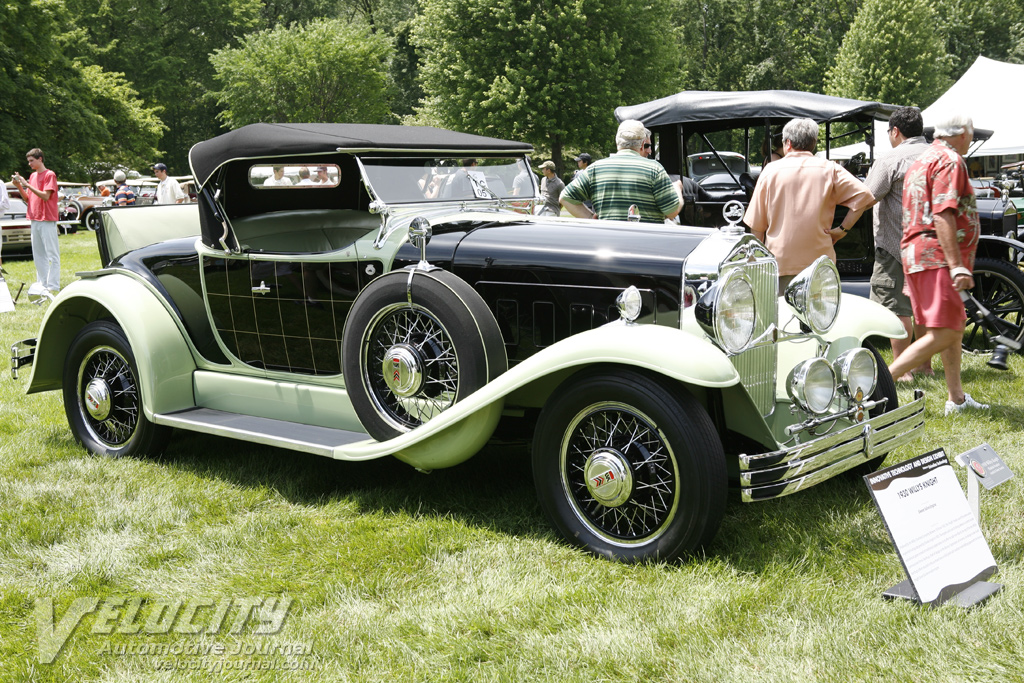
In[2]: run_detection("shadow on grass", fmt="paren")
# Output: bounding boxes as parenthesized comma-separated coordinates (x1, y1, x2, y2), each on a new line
(146, 421, 906, 571)
(158, 426, 547, 541)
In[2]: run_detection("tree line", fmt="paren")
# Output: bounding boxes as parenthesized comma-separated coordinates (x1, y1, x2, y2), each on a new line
(2, 0, 1023, 181)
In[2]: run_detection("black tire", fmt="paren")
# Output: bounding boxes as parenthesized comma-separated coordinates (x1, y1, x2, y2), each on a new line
(532, 368, 727, 562)
(61, 199, 83, 226)
(849, 342, 898, 476)
(85, 209, 103, 232)
(341, 269, 506, 441)
(62, 320, 172, 457)
(964, 257, 1024, 352)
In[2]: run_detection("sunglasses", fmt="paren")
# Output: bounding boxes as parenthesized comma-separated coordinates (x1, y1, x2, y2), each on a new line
(643, 144, 652, 150)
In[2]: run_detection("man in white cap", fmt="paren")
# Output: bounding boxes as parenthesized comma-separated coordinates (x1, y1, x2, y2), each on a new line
(560, 120, 680, 223)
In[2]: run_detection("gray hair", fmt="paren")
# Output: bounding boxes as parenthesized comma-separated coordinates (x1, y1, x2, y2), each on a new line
(932, 113, 973, 138)
(616, 119, 649, 151)
(783, 118, 818, 152)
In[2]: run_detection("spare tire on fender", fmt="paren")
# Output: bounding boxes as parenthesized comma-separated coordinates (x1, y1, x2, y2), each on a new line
(341, 268, 507, 441)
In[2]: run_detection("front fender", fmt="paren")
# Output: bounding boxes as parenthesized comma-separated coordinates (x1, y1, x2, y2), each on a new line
(822, 293, 907, 343)
(26, 273, 197, 418)
(347, 323, 741, 470)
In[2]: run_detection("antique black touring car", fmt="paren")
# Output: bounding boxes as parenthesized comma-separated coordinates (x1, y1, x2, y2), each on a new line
(616, 90, 1024, 353)
(13, 123, 924, 562)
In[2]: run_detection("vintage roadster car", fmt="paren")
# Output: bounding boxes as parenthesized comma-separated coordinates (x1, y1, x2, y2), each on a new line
(12, 123, 925, 562)
(616, 90, 1024, 353)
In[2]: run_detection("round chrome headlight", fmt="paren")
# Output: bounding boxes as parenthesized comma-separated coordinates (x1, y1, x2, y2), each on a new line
(785, 256, 841, 334)
(833, 348, 877, 401)
(787, 358, 837, 414)
(696, 270, 756, 353)
(616, 285, 643, 323)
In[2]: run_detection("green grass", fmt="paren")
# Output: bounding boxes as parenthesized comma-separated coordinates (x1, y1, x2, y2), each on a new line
(2, 233, 1024, 681)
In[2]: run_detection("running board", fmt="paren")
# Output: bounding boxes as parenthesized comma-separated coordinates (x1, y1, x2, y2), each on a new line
(154, 408, 371, 457)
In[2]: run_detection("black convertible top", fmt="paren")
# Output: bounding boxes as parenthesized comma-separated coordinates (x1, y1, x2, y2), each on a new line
(615, 90, 899, 128)
(189, 123, 533, 187)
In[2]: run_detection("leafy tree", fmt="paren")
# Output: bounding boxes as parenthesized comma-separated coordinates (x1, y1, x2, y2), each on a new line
(413, 0, 680, 171)
(931, 0, 1024, 78)
(0, 0, 162, 179)
(825, 0, 951, 106)
(62, 0, 264, 172)
(210, 19, 395, 127)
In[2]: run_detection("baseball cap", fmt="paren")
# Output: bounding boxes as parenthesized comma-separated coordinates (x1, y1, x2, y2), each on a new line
(574, 153, 592, 163)
(152, 163, 168, 171)
(316, 166, 328, 172)
(538, 160, 556, 171)
(113, 171, 126, 183)
(616, 120, 648, 142)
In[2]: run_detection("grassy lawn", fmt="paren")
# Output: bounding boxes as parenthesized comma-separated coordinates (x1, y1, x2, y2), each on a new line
(1, 232, 1023, 682)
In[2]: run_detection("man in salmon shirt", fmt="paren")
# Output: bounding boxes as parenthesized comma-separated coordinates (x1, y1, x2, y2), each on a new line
(12, 148, 61, 294)
(744, 118, 874, 293)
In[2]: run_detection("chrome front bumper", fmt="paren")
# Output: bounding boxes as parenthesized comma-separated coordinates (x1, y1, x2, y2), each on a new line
(11, 339, 36, 380)
(740, 390, 925, 502)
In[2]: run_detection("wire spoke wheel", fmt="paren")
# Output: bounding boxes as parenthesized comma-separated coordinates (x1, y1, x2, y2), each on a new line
(63, 320, 171, 457)
(533, 369, 726, 562)
(342, 269, 506, 442)
(77, 346, 141, 447)
(964, 258, 1024, 352)
(362, 303, 459, 431)
(562, 402, 678, 543)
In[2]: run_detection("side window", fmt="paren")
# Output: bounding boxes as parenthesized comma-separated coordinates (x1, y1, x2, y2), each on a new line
(248, 164, 341, 189)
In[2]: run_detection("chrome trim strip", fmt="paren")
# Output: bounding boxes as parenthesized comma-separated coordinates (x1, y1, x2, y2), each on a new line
(739, 391, 926, 501)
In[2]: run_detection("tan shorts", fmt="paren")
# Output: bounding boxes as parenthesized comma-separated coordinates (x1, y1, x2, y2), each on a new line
(869, 248, 912, 318)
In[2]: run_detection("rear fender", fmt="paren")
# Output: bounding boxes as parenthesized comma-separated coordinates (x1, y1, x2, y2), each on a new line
(977, 234, 1024, 261)
(26, 274, 197, 418)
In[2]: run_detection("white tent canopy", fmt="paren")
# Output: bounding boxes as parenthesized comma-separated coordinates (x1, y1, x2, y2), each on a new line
(830, 56, 1024, 159)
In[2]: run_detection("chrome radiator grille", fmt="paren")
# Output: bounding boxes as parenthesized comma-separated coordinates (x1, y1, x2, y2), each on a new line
(725, 256, 778, 417)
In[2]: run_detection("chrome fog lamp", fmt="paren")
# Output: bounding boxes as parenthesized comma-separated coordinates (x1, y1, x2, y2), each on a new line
(695, 270, 757, 353)
(616, 285, 643, 323)
(787, 357, 836, 414)
(785, 256, 841, 334)
(833, 348, 877, 401)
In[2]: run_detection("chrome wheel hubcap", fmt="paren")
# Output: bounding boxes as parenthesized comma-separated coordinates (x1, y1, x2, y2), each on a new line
(584, 449, 633, 507)
(84, 378, 112, 421)
(382, 343, 424, 398)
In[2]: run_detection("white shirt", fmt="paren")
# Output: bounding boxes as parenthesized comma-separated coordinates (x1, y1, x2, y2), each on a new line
(0, 182, 9, 217)
(264, 176, 293, 187)
(156, 176, 185, 204)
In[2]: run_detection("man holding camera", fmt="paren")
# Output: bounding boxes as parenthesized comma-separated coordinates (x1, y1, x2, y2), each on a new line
(12, 148, 61, 294)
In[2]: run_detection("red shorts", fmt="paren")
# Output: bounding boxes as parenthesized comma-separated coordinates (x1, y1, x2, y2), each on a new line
(905, 268, 966, 330)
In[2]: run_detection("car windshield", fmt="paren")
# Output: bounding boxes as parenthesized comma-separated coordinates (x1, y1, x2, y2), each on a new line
(359, 157, 531, 204)
(687, 152, 748, 181)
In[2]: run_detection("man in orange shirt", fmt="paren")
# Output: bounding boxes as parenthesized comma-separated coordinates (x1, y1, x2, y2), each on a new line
(744, 118, 874, 293)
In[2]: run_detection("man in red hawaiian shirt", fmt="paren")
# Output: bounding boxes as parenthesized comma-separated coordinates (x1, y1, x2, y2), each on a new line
(888, 114, 988, 416)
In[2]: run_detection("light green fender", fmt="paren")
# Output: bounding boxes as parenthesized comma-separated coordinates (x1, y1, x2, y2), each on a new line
(25, 273, 198, 418)
(823, 293, 908, 343)
(357, 322, 744, 470)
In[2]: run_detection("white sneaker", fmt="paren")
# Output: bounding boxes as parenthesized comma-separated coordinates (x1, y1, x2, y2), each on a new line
(945, 393, 990, 416)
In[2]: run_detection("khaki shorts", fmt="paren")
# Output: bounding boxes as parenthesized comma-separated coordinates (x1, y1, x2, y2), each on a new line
(869, 248, 912, 318)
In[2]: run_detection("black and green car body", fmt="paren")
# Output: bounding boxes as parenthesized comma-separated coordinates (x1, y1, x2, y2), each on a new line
(12, 123, 925, 562)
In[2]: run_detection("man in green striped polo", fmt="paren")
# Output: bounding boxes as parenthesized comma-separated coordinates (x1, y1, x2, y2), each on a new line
(559, 120, 681, 224)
